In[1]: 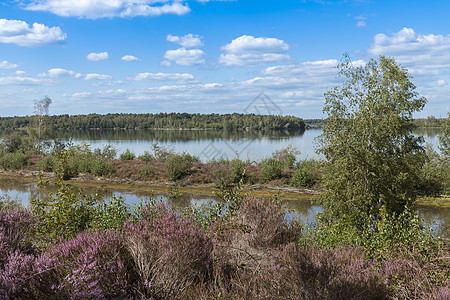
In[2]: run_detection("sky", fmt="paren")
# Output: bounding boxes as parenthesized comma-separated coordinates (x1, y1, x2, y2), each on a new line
(0, 0, 449, 118)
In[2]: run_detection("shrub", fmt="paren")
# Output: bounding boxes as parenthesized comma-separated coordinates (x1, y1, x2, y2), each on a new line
(125, 202, 213, 299)
(0, 207, 39, 267)
(93, 145, 117, 159)
(49, 230, 138, 298)
(0, 252, 56, 299)
(166, 153, 197, 181)
(37, 155, 56, 172)
(231, 158, 246, 183)
(0, 153, 30, 170)
(138, 151, 154, 162)
(291, 159, 318, 188)
(260, 158, 283, 181)
(91, 158, 113, 177)
(120, 149, 136, 161)
(92, 196, 131, 230)
(272, 145, 300, 169)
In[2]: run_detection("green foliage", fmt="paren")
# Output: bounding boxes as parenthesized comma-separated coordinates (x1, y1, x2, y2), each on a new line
(91, 158, 113, 177)
(439, 112, 450, 159)
(260, 158, 283, 181)
(0, 153, 30, 170)
(272, 145, 300, 169)
(317, 55, 427, 230)
(0, 113, 306, 131)
(91, 196, 132, 230)
(152, 143, 174, 161)
(119, 149, 136, 160)
(93, 145, 117, 159)
(0, 131, 31, 153)
(166, 153, 197, 181)
(32, 160, 97, 242)
(37, 155, 56, 172)
(291, 159, 318, 188)
(231, 158, 246, 183)
(417, 145, 449, 194)
(138, 151, 154, 162)
(138, 166, 154, 177)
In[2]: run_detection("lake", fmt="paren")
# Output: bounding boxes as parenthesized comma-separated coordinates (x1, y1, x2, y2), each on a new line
(0, 127, 441, 162)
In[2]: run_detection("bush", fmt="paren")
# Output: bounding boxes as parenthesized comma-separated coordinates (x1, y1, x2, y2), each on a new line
(49, 230, 138, 298)
(120, 149, 136, 161)
(166, 153, 197, 181)
(91, 158, 113, 177)
(138, 151, 154, 162)
(231, 158, 246, 183)
(0, 153, 30, 170)
(93, 145, 117, 159)
(92, 196, 131, 230)
(0, 252, 56, 299)
(37, 155, 56, 172)
(125, 202, 213, 299)
(272, 145, 300, 169)
(260, 158, 283, 181)
(291, 159, 318, 188)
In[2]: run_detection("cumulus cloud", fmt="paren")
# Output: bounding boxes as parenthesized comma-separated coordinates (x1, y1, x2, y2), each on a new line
(0, 60, 19, 69)
(23, 0, 191, 19)
(130, 72, 196, 82)
(121, 55, 140, 62)
(167, 34, 203, 48)
(87, 52, 109, 61)
(44, 68, 83, 78)
(0, 19, 66, 47)
(84, 73, 113, 80)
(163, 48, 205, 66)
(368, 27, 450, 71)
(219, 35, 290, 66)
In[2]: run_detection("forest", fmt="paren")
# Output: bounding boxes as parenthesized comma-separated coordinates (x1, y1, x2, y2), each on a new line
(0, 112, 306, 131)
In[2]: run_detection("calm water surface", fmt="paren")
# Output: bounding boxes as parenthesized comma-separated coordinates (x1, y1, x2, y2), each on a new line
(0, 178, 448, 238)
(1, 127, 440, 162)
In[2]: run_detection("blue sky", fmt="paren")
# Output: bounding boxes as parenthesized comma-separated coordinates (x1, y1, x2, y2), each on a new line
(0, 0, 449, 118)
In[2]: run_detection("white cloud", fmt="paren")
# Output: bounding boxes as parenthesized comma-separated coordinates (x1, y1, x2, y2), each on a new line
(87, 52, 109, 61)
(15, 70, 26, 75)
(84, 73, 113, 80)
(45, 68, 83, 78)
(121, 55, 140, 62)
(0, 60, 19, 69)
(437, 79, 447, 86)
(131, 72, 196, 82)
(357, 20, 366, 27)
(369, 27, 450, 68)
(167, 34, 203, 48)
(219, 35, 290, 66)
(163, 48, 205, 66)
(0, 76, 53, 85)
(24, 0, 191, 19)
(0, 19, 66, 47)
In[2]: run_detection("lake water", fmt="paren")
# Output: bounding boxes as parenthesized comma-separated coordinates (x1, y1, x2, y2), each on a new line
(0, 127, 441, 162)
(0, 178, 448, 238)
(0, 127, 447, 237)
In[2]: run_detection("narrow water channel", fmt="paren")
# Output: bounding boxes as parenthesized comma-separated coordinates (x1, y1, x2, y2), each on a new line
(1, 178, 448, 238)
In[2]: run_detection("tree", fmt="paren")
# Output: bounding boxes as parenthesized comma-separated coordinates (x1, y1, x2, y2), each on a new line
(317, 55, 427, 230)
(439, 112, 450, 159)
(28, 96, 52, 153)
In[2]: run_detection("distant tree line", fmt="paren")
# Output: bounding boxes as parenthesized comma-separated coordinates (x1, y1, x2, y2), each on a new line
(412, 116, 445, 128)
(0, 113, 305, 131)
